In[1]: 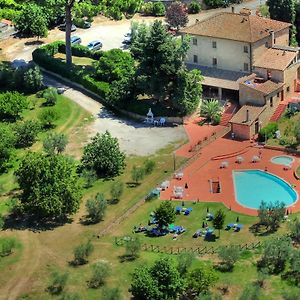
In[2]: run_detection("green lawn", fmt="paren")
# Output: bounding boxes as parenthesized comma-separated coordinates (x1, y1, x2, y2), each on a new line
(111, 200, 292, 249)
(268, 112, 300, 149)
(54, 53, 95, 66)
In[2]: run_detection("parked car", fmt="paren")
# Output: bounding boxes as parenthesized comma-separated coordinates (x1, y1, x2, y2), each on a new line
(87, 40, 102, 51)
(82, 20, 91, 29)
(122, 33, 131, 45)
(71, 36, 81, 45)
(58, 23, 77, 32)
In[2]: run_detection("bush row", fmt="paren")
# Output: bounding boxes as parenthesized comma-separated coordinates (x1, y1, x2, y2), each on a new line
(32, 42, 110, 100)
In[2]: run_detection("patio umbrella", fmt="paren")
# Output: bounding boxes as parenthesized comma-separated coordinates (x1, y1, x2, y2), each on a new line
(236, 156, 244, 163)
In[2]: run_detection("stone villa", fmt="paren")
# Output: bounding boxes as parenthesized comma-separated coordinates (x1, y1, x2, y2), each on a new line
(180, 8, 300, 139)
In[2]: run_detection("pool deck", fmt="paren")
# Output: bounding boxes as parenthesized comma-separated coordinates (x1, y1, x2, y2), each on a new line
(161, 121, 300, 216)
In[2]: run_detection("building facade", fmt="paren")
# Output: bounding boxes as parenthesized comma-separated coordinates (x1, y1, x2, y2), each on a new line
(180, 9, 300, 139)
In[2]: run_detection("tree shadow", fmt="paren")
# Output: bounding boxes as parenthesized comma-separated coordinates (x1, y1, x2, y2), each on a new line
(118, 254, 137, 263)
(126, 182, 140, 188)
(214, 262, 234, 273)
(79, 215, 102, 226)
(249, 223, 276, 236)
(3, 212, 73, 232)
(107, 198, 120, 205)
(24, 40, 44, 46)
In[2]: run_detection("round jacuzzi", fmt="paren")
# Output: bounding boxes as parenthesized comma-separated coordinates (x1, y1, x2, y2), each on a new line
(271, 155, 295, 166)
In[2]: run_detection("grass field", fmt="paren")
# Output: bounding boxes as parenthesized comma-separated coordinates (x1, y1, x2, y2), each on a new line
(268, 112, 300, 149)
(54, 53, 95, 66)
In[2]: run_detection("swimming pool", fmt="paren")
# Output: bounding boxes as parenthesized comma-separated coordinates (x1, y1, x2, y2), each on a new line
(233, 170, 297, 209)
(271, 155, 294, 166)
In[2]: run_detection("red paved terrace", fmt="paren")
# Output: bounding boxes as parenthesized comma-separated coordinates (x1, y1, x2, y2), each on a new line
(161, 121, 300, 216)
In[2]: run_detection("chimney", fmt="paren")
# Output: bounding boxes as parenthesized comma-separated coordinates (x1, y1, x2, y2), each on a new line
(231, 6, 235, 14)
(246, 109, 249, 122)
(270, 30, 275, 48)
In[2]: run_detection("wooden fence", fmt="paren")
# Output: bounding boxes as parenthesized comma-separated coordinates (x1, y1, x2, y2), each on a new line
(114, 237, 261, 256)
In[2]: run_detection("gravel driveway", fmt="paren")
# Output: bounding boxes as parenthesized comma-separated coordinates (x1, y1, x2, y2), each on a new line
(44, 76, 187, 156)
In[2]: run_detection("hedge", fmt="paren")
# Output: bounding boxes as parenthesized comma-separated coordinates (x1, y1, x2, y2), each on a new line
(32, 42, 109, 99)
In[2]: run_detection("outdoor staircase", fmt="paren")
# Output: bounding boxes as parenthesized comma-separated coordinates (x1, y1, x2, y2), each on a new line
(219, 103, 237, 126)
(270, 103, 287, 122)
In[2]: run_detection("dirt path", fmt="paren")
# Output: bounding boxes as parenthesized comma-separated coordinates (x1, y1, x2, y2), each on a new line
(0, 231, 42, 300)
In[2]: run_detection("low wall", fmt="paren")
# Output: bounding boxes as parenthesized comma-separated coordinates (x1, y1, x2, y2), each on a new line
(264, 144, 300, 155)
(41, 68, 184, 125)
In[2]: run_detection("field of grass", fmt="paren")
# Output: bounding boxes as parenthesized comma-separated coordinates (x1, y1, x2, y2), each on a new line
(268, 112, 300, 149)
(54, 53, 95, 66)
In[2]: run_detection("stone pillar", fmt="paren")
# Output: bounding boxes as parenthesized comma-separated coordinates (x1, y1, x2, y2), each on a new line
(218, 87, 222, 100)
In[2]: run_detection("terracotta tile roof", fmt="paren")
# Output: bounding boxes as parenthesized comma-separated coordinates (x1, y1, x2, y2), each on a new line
(242, 79, 284, 95)
(230, 105, 266, 125)
(180, 12, 291, 43)
(253, 48, 297, 71)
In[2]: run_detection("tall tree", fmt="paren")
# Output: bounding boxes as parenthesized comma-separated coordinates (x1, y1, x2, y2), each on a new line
(212, 209, 225, 237)
(267, 0, 297, 46)
(131, 20, 189, 101)
(15, 152, 82, 219)
(14, 3, 48, 38)
(65, 0, 78, 65)
(172, 68, 203, 115)
(81, 131, 126, 178)
(154, 201, 176, 229)
(165, 1, 189, 31)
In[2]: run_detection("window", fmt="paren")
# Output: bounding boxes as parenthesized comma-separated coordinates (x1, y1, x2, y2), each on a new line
(193, 55, 198, 63)
(192, 38, 197, 45)
(270, 97, 273, 107)
(212, 41, 217, 48)
(273, 38, 276, 44)
(244, 63, 249, 71)
(277, 92, 280, 98)
(243, 46, 248, 53)
(287, 86, 290, 92)
(212, 57, 217, 66)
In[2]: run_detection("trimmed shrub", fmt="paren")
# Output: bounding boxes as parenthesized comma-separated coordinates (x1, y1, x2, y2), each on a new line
(188, 1, 201, 13)
(153, 2, 166, 16)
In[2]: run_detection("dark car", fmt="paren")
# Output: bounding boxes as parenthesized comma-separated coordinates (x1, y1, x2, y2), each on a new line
(58, 23, 77, 32)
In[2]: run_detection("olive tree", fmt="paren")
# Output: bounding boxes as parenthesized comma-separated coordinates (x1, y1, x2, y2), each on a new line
(81, 131, 126, 178)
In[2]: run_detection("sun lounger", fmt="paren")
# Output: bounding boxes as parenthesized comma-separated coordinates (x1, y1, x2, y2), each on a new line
(161, 180, 170, 190)
(193, 229, 202, 238)
(174, 172, 184, 180)
(175, 206, 182, 214)
(236, 156, 244, 164)
(234, 224, 243, 232)
(206, 213, 214, 221)
(252, 156, 260, 163)
(220, 161, 229, 168)
(184, 208, 193, 215)
(225, 223, 234, 230)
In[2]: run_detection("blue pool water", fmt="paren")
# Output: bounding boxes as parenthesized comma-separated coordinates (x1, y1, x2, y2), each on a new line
(271, 155, 294, 166)
(233, 170, 297, 209)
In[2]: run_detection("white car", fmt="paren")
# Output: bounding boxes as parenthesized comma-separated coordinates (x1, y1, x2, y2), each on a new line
(87, 40, 103, 51)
